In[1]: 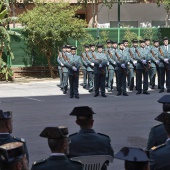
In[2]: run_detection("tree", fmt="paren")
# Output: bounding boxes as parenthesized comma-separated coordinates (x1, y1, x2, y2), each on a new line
(19, 2, 87, 78)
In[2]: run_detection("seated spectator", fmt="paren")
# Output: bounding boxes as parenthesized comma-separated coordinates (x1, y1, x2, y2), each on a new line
(150, 111, 170, 170)
(0, 142, 29, 170)
(31, 126, 83, 170)
(0, 110, 29, 162)
(115, 147, 150, 170)
(68, 106, 114, 157)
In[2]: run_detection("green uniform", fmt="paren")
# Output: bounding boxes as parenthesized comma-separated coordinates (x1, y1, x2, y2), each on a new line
(92, 52, 108, 96)
(135, 47, 150, 93)
(114, 49, 129, 95)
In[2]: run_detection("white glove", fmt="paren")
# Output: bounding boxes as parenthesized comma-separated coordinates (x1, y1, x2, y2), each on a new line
(164, 58, 169, 63)
(121, 64, 126, 68)
(107, 62, 109, 66)
(99, 64, 102, 68)
(61, 63, 64, 67)
(91, 63, 94, 67)
(133, 60, 137, 64)
(142, 60, 147, 64)
(113, 61, 116, 65)
(156, 60, 160, 64)
(72, 66, 77, 71)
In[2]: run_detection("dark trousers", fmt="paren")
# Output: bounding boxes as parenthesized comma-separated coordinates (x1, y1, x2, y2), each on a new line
(88, 71, 94, 89)
(63, 72, 68, 89)
(116, 69, 127, 93)
(108, 69, 114, 90)
(69, 73, 79, 97)
(128, 68, 134, 89)
(136, 69, 148, 92)
(58, 69, 63, 87)
(150, 67, 156, 87)
(94, 73, 106, 95)
(159, 67, 170, 90)
(82, 69, 87, 85)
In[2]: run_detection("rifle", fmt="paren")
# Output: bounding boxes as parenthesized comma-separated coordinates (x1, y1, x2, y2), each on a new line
(129, 49, 136, 68)
(62, 52, 67, 62)
(108, 50, 116, 68)
(159, 47, 170, 71)
(115, 51, 128, 76)
(85, 52, 94, 69)
(135, 48, 148, 72)
(81, 53, 86, 61)
(91, 52, 105, 75)
(150, 49, 159, 66)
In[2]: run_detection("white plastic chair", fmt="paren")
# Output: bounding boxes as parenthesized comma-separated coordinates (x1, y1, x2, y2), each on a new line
(70, 155, 113, 170)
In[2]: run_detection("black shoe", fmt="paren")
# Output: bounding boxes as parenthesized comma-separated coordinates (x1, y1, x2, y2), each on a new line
(75, 96, 79, 99)
(123, 93, 128, 96)
(151, 86, 155, 89)
(63, 90, 67, 94)
(70, 96, 74, 98)
(167, 89, 170, 93)
(94, 94, 99, 97)
(117, 92, 121, 96)
(83, 85, 86, 89)
(143, 91, 150, 95)
(136, 91, 141, 94)
(158, 86, 161, 89)
(89, 88, 93, 92)
(159, 89, 164, 93)
(129, 87, 133, 91)
(101, 94, 107, 97)
(60, 87, 64, 90)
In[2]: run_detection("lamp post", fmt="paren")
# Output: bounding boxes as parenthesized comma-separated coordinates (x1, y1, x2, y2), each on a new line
(118, 0, 120, 28)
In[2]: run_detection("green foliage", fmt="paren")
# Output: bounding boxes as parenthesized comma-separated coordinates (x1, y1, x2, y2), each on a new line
(143, 28, 157, 42)
(124, 29, 139, 46)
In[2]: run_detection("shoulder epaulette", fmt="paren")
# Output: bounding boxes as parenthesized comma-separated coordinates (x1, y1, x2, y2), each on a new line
(32, 159, 46, 166)
(69, 133, 78, 137)
(70, 159, 82, 165)
(151, 143, 165, 151)
(97, 133, 110, 138)
(13, 136, 25, 143)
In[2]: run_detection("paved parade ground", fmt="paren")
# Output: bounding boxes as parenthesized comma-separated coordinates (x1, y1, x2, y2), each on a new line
(0, 78, 166, 169)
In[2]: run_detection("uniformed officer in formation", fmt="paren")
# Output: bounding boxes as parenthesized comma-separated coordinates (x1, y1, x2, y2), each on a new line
(68, 106, 114, 158)
(81, 45, 88, 89)
(0, 142, 29, 170)
(92, 44, 108, 97)
(114, 42, 129, 96)
(128, 39, 138, 91)
(149, 111, 170, 170)
(57, 45, 69, 94)
(135, 40, 150, 95)
(31, 126, 83, 170)
(0, 110, 29, 162)
(115, 147, 150, 170)
(149, 40, 160, 89)
(63, 46, 81, 99)
(158, 37, 170, 93)
(85, 44, 95, 92)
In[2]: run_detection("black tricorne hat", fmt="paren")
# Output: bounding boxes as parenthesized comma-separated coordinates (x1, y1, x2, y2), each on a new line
(0, 110, 12, 120)
(0, 142, 25, 163)
(40, 126, 68, 139)
(71, 46, 77, 50)
(106, 39, 112, 44)
(114, 147, 149, 162)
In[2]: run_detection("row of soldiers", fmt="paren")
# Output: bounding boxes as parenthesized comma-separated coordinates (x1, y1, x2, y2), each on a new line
(1, 95, 170, 170)
(57, 37, 170, 97)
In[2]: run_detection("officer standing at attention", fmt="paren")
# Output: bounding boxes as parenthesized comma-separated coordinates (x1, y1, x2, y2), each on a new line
(0, 110, 29, 162)
(158, 37, 170, 93)
(115, 147, 150, 170)
(149, 40, 161, 90)
(114, 42, 129, 96)
(81, 45, 89, 89)
(0, 142, 29, 170)
(92, 44, 108, 97)
(150, 111, 170, 170)
(57, 46, 66, 89)
(31, 126, 83, 170)
(69, 106, 114, 158)
(58, 45, 68, 94)
(63, 46, 81, 99)
(128, 39, 138, 91)
(146, 95, 170, 151)
(135, 40, 150, 95)
(105, 40, 113, 88)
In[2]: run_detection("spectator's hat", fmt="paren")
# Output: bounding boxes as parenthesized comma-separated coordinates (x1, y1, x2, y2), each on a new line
(112, 41, 117, 44)
(0, 142, 25, 163)
(40, 126, 68, 139)
(0, 110, 12, 120)
(158, 95, 170, 112)
(155, 111, 170, 124)
(114, 147, 149, 162)
(62, 45, 67, 48)
(70, 106, 96, 119)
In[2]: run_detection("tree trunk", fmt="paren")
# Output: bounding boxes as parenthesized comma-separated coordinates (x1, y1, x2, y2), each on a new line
(47, 54, 56, 78)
